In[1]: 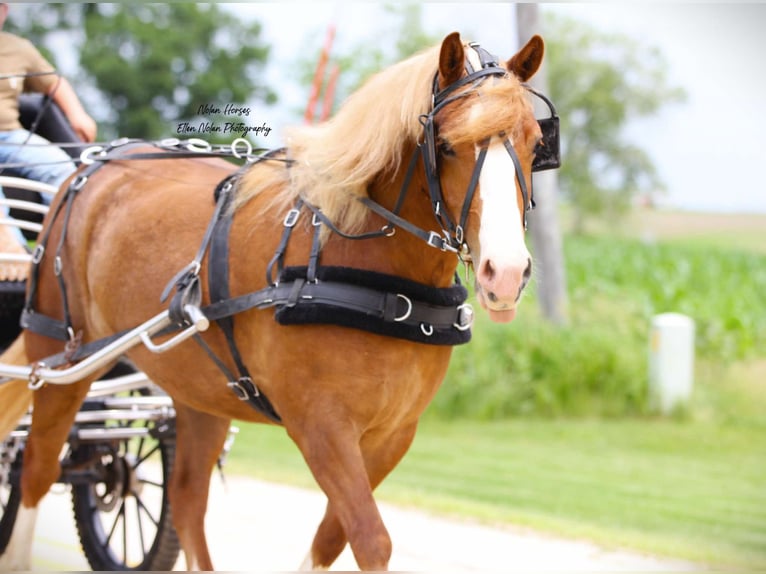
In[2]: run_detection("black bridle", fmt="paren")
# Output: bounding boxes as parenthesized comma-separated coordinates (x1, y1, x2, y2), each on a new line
(356, 42, 560, 257)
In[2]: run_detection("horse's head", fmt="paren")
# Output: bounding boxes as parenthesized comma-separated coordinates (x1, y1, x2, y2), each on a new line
(427, 33, 550, 322)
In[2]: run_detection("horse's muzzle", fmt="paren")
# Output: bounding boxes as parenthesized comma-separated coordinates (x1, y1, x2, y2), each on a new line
(475, 256, 532, 323)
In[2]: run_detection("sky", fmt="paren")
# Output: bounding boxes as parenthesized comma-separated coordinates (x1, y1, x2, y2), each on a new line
(14, 2, 766, 214)
(227, 2, 766, 215)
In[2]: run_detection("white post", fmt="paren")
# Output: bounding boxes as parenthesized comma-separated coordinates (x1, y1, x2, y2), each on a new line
(648, 313, 695, 414)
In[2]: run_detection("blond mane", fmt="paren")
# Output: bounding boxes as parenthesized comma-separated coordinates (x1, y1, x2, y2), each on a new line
(236, 44, 438, 231)
(236, 40, 533, 234)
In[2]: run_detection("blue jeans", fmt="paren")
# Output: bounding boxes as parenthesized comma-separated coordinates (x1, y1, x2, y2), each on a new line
(0, 129, 76, 241)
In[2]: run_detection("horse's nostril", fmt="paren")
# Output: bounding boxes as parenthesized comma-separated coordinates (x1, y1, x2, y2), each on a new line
(516, 258, 533, 302)
(487, 291, 498, 303)
(480, 259, 496, 282)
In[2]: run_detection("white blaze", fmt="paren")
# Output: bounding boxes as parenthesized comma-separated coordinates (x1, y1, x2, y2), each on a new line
(477, 138, 530, 269)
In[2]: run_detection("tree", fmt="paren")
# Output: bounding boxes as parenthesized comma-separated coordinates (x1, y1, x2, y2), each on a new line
(543, 13, 686, 233)
(517, 4, 568, 325)
(7, 4, 275, 141)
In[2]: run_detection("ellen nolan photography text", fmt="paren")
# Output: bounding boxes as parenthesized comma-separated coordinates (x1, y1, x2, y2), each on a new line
(176, 103, 273, 138)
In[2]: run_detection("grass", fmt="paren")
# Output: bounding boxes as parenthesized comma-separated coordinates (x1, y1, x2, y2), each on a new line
(224, 417, 766, 569)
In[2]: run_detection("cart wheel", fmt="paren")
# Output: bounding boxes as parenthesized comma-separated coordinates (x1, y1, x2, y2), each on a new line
(0, 466, 20, 555)
(0, 437, 23, 555)
(71, 425, 180, 570)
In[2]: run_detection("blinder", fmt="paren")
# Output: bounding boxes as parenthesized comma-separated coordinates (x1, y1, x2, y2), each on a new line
(527, 86, 561, 172)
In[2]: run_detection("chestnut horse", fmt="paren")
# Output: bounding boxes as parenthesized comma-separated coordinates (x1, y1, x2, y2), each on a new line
(0, 32, 551, 570)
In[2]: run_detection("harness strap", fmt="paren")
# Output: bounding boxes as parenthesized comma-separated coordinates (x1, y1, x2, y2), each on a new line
(358, 195, 457, 253)
(21, 160, 111, 341)
(207, 200, 282, 424)
(502, 137, 532, 229)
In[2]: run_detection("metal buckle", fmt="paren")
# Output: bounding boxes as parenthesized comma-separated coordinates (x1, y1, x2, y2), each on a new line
(283, 208, 300, 228)
(426, 231, 458, 253)
(228, 380, 248, 400)
(71, 174, 89, 191)
(394, 294, 412, 322)
(455, 225, 464, 246)
(454, 303, 474, 331)
(227, 377, 260, 400)
(32, 244, 45, 264)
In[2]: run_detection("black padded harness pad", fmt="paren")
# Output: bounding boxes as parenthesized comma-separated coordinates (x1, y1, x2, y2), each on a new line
(274, 266, 471, 346)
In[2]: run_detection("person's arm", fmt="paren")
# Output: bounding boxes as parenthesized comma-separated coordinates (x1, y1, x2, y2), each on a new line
(49, 77, 97, 142)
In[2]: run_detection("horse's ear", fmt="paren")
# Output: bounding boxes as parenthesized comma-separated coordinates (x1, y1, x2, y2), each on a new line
(438, 32, 465, 89)
(507, 35, 544, 82)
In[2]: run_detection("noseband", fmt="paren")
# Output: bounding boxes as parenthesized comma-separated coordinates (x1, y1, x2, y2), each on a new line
(358, 42, 560, 255)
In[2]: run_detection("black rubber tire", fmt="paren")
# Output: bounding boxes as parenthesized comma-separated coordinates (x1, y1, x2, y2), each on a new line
(0, 471, 21, 554)
(70, 431, 180, 571)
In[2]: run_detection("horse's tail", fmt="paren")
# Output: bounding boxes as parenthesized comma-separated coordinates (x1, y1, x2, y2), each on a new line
(0, 336, 32, 439)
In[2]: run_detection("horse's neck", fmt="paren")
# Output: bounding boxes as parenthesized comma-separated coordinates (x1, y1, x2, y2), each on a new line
(365, 161, 458, 288)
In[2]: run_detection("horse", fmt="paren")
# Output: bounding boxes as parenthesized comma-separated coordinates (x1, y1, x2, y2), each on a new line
(0, 32, 553, 570)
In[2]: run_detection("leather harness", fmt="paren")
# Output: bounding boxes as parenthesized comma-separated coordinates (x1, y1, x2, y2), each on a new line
(20, 43, 560, 424)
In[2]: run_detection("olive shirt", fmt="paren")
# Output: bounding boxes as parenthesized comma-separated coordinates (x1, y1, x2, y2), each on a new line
(0, 31, 58, 131)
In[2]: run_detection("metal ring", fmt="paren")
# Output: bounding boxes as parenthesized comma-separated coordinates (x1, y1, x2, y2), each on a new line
(231, 137, 253, 159)
(420, 323, 434, 336)
(382, 224, 396, 237)
(394, 294, 412, 322)
(79, 145, 104, 166)
(109, 137, 132, 148)
(159, 137, 181, 148)
(186, 138, 212, 153)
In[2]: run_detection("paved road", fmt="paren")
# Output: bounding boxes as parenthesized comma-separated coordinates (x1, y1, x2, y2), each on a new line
(30, 474, 699, 571)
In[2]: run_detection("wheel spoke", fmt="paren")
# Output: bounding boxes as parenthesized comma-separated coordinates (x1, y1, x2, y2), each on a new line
(140, 478, 164, 489)
(122, 499, 128, 566)
(104, 496, 125, 550)
(135, 494, 148, 561)
(134, 489, 161, 528)
(134, 443, 160, 468)
(135, 436, 146, 461)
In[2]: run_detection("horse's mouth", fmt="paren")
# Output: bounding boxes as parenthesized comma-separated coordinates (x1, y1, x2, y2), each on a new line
(475, 286, 518, 323)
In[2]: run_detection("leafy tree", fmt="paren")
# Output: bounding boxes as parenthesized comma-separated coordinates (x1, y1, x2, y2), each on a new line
(7, 4, 275, 140)
(543, 13, 686, 232)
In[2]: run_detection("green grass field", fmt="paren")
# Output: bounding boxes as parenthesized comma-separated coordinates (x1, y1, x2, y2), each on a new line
(223, 209, 766, 569)
(225, 417, 766, 569)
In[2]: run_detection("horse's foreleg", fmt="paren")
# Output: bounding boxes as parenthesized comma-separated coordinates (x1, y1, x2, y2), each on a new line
(293, 420, 415, 571)
(168, 402, 231, 571)
(299, 503, 346, 571)
(300, 423, 419, 571)
(0, 379, 91, 570)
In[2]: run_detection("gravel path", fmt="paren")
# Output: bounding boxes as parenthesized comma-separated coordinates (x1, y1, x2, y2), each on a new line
(30, 473, 700, 571)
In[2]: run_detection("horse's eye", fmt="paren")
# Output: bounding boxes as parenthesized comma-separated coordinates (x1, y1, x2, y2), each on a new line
(438, 140, 456, 157)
